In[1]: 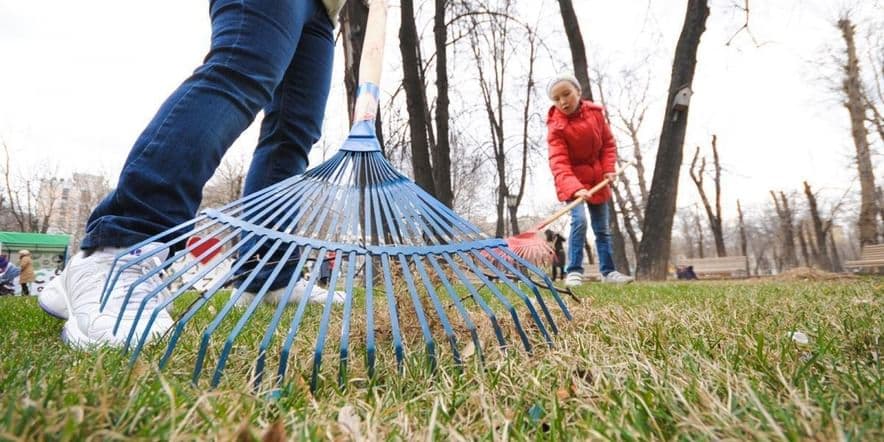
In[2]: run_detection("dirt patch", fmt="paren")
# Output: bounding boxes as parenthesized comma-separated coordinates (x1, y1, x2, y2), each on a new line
(771, 266, 859, 281)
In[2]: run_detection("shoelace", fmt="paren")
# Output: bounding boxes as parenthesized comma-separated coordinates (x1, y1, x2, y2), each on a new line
(101, 255, 169, 315)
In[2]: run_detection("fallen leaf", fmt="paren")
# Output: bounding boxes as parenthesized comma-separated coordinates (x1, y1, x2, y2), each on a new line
(338, 404, 362, 441)
(262, 420, 286, 442)
(461, 341, 476, 359)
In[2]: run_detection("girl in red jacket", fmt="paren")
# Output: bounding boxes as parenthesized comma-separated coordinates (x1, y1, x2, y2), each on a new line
(547, 74, 633, 286)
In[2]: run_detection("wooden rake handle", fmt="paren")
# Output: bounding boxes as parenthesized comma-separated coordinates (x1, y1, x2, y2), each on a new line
(352, 0, 388, 123)
(533, 166, 626, 232)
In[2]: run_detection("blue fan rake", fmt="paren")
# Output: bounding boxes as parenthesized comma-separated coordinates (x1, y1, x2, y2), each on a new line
(97, 0, 571, 390)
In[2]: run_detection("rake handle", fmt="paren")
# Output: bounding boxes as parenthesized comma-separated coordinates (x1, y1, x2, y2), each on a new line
(352, 0, 387, 123)
(534, 166, 626, 232)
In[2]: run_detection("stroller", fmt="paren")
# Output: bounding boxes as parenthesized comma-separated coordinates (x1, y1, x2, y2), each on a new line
(0, 264, 20, 296)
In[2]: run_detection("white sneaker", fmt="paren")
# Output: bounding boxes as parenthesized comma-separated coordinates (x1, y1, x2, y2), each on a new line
(564, 272, 584, 288)
(234, 278, 346, 308)
(60, 243, 174, 349)
(602, 270, 634, 284)
(38, 274, 68, 319)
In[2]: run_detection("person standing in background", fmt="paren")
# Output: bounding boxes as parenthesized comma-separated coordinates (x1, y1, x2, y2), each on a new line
(18, 250, 35, 295)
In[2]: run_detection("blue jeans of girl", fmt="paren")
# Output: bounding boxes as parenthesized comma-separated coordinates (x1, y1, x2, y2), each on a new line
(566, 201, 615, 276)
(81, 0, 334, 253)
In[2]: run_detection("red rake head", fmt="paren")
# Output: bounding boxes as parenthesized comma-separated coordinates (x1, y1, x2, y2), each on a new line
(505, 230, 554, 266)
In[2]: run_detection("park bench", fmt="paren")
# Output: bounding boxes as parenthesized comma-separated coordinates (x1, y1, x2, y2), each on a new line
(844, 244, 884, 271)
(676, 256, 748, 279)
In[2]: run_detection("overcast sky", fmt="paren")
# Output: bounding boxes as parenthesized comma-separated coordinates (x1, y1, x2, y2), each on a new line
(1, 0, 881, 225)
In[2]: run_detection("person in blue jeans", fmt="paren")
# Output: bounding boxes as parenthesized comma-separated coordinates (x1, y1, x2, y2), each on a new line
(38, 0, 349, 348)
(546, 73, 633, 286)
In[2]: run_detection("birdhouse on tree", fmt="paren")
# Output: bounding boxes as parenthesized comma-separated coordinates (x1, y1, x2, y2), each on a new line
(670, 86, 693, 121)
(672, 86, 693, 111)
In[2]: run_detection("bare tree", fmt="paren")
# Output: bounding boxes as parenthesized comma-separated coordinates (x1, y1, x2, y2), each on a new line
(555, 0, 593, 100)
(688, 135, 726, 257)
(796, 221, 811, 267)
(399, 0, 436, 196)
(770, 190, 798, 269)
(431, 0, 454, 208)
(2, 141, 63, 233)
(636, 0, 710, 280)
(802, 181, 833, 270)
(693, 205, 705, 259)
(466, 3, 539, 237)
(838, 17, 880, 247)
(202, 154, 246, 209)
(736, 199, 750, 275)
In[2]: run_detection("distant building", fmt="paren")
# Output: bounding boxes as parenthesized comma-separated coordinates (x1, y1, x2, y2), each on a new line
(39, 173, 110, 248)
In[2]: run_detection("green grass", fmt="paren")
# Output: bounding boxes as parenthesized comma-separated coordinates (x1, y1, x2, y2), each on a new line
(1, 278, 881, 440)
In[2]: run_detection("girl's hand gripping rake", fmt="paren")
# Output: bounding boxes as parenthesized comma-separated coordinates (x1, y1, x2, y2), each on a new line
(506, 166, 625, 265)
(99, 0, 572, 391)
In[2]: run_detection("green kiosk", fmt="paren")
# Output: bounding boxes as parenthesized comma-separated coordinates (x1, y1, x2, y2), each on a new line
(0, 231, 70, 294)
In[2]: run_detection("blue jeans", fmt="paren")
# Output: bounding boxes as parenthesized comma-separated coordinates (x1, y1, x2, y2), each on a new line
(81, 0, 334, 255)
(566, 201, 615, 276)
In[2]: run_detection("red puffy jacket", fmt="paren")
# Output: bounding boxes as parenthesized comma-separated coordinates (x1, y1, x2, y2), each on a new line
(547, 100, 617, 204)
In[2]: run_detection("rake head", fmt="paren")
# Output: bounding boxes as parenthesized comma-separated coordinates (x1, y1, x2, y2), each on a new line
(97, 0, 571, 390)
(100, 119, 572, 389)
(505, 230, 555, 267)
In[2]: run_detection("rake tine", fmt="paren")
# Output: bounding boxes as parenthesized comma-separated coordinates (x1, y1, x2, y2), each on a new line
(306, 172, 361, 391)
(310, 251, 344, 392)
(412, 255, 461, 367)
(124, 227, 244, 353)
(439, 253, 507, 349)
(363, 256, 377, 378)
(469, 250, 553, 346)
(396, 253, 437, 371)
(277, 251, 327, 384)
(425, 255, 483, 365)
(481, 247, 559, 336)
(252, 246, 313, 388)
(456, 252, 532, 353)
(338, 251, 357, 387)
(499, 248, 573, 321)
(154, 236, 253, 369)
(380, 253, 405, 370)
(99, 217, 204, 311)
(119, 225, 241, 342)
(211, 242, 299, 387)
(192, 237, 277, 385)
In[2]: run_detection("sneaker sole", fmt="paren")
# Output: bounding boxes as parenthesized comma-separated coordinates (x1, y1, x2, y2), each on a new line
(62, 313, 175, 350)
(38, 297, 69, 320)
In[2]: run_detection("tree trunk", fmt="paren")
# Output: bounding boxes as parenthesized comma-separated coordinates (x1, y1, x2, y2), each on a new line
(609, 200, 631, 274)
(803, 180, 832, 270)
(771, 190, 799, 268)
(838, 18, 879, 247)
(797, 223, 811, 267)
(399, 0, 435, 195)
(694, 209, 705, 259)
(612, 186, 640, 257)
(508, 204, 519, 236)
(689, 136, 726, 257)
(584, 243, 595, 266)
(736, 199, 750, 275)
(829, 233, 843, 272)
(635, 0, 709, 280)
(556, 0, 594, 100)
(432, 0, 454, 208)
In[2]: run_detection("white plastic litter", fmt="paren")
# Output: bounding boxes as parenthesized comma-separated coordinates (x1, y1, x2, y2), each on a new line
(787, 331, 810, 345)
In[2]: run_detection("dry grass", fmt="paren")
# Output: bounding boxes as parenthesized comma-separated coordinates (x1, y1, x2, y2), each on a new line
(0, 277, 881, 440)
